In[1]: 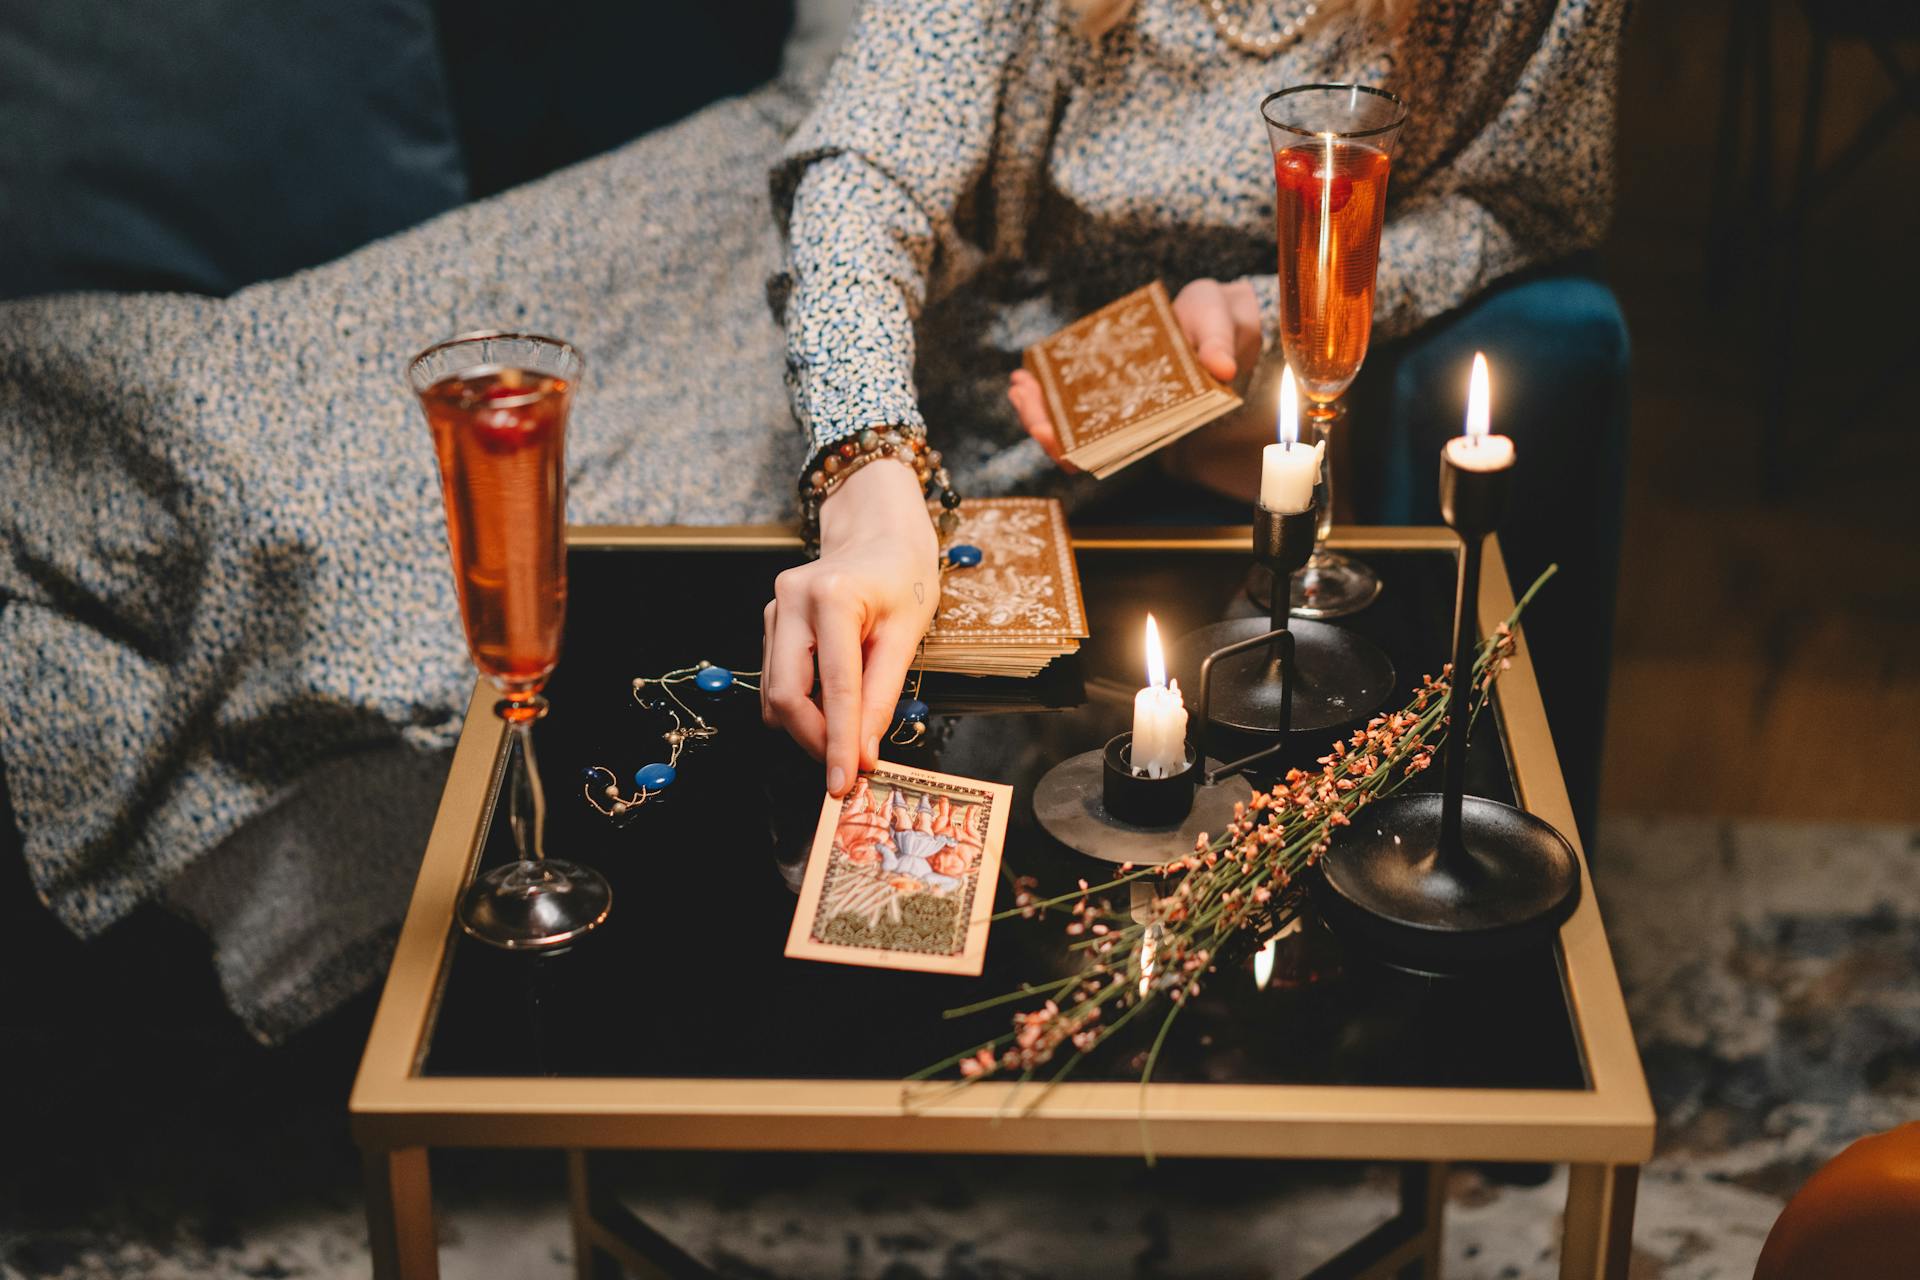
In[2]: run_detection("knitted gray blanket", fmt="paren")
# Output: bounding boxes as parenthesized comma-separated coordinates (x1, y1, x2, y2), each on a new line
(0, 87, 819, 1042)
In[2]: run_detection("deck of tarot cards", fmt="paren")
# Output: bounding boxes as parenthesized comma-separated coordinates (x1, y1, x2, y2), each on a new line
(921, 497, 1088, 679)
(1020, 280, 1243, 479)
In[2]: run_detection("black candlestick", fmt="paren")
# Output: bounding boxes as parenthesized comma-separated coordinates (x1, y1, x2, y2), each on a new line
(1435, 457, 1507, 857)
(1253, 502, 1320, 632)
(1315, 446, 1580, 974)
(1218, 503, 1318, 726)
(1173, 504, 1394, 739)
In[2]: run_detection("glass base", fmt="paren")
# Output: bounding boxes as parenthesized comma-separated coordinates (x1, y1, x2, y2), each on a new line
(1288, 552, 1382, 619)
(457, 858, 611, 951)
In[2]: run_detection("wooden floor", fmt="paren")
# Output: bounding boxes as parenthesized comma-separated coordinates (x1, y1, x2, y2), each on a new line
(1596, 0, 1920, 821)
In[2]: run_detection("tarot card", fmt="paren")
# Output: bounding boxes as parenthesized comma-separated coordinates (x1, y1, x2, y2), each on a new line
(785, 763, 1013, 975)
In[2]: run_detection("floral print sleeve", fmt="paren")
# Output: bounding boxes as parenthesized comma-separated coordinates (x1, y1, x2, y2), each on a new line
(769, 0, 1044, 459)
(770, 0, 1628, 454)
(1368, 0, 1628, 338)
(779, 155, 935, 446)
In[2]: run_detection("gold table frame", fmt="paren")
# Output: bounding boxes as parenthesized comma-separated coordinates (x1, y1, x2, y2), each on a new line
(351, 525, 1654, 1279)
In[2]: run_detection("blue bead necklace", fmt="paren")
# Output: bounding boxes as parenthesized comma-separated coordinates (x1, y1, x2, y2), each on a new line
(889, 664, 932, 746)
(582, 660, 758, 823)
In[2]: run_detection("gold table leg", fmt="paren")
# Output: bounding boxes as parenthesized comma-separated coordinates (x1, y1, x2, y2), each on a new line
(1307, 1162, 1448, 1279)
(365, 1147, 438, 1280)
(1559, 1163, 1639, 1280)
(1413, 1161, 1448, 1278)
(568, 1149, 695, 1279)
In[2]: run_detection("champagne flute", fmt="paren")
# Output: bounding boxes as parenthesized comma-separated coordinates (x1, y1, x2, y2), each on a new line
(408, 331, 611, 949)
(1262, 84, 1408, 618)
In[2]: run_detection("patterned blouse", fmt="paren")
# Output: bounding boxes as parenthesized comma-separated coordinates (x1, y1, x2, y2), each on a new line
(770, 0, 1626, 472)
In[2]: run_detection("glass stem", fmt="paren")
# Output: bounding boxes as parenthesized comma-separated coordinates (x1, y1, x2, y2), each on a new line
(507, 716, 548, 864)
(1307, 400, 1341, 558)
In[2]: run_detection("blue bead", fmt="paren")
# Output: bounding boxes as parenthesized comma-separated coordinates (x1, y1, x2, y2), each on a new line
(946, 544, 983, 568)
(693, 665, 734, 692)
(634, 763, 677, 790)
(895, 698, 929, 724)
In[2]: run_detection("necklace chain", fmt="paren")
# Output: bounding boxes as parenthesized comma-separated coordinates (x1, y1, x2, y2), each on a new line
(1200, 0, 1319, 57)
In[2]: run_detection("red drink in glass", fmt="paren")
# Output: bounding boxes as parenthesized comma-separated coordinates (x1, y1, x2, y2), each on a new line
(408, 331, 607, 951)
(1260, 84, 1407, 620)
(420, 367, 570, 697)
(1274, 138, 1392, 403)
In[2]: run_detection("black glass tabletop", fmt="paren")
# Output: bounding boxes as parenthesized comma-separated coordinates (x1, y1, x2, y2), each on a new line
(420, 538, 1589, 1092)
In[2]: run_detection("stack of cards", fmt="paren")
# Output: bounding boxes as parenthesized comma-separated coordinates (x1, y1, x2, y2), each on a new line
(785, 763, 1013, 975)
(922, 497, 1089, 679)
(1021, 281, 1243, 478)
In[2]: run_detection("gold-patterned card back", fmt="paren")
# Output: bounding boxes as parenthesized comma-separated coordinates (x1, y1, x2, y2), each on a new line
(1023, 281, 1237, 456)
(926, 497, 1088, 645)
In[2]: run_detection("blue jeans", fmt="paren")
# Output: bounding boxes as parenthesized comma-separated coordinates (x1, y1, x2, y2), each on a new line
(1098, 272, 1631, 839)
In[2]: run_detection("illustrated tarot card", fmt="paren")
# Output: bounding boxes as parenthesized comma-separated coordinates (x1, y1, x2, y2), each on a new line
(785, 763, 1014, 975)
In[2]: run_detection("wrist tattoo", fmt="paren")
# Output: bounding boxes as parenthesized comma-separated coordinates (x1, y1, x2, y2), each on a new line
(913, 581, 926, 605)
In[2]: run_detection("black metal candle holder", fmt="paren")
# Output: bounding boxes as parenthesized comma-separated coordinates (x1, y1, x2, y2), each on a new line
(1315, 450, 1581, 975)
(1034, 514, 1368, 865)
(1174, 504, 1395, 739)
(1101, 734, 1196, 826)
(1032, 731, 1246, 867)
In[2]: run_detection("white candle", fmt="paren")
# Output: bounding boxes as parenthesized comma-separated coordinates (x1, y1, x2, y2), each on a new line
(1260, 365, 1325, 512)
(1130, 614, 1188, 778)
(1443, 352, 1515, 471)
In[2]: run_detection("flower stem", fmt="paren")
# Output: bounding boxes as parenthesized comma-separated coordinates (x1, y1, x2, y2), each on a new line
(1138, 1001, 1183, 1166)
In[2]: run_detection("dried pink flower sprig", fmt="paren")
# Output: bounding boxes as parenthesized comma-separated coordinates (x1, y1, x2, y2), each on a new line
(908, 565, 1554, 1110)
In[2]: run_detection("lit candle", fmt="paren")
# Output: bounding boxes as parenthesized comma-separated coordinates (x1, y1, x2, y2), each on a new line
(1443, 352, 1515, 472)
(1259, 365, 1325, 512)
(1130, 614, 1188, 778)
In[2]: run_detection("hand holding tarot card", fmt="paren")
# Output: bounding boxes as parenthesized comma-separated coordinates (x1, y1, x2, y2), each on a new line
(786, 764, 1013, 975)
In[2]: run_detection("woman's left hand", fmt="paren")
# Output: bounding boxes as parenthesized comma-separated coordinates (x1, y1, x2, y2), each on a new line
(1009, 277, 1263, 468)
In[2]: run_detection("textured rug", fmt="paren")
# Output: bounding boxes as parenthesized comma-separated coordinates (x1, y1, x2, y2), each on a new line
(5, 817, 1917, 1278)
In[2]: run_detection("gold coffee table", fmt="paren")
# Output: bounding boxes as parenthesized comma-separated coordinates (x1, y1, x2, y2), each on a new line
(351, 526, 1653, 1279)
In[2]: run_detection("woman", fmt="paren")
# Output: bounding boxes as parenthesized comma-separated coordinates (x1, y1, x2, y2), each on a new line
(0, 0, 1625, 1043)
(761, 0, 1630, 823)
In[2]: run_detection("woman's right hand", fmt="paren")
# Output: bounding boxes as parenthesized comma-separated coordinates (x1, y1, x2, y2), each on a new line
(761, 456, 940, 799)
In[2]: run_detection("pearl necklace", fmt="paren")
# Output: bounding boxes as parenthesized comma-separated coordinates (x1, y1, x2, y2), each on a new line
(1200, 0, 1319, 57)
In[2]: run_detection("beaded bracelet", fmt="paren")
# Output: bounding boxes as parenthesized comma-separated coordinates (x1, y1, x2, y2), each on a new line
(799, 424, 962, 555)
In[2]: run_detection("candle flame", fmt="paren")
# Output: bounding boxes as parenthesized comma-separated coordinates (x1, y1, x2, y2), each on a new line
(1144, 613, 1166, 689)
(1277, 364, 1298, 446)
(1466, 351, 1490, 440)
